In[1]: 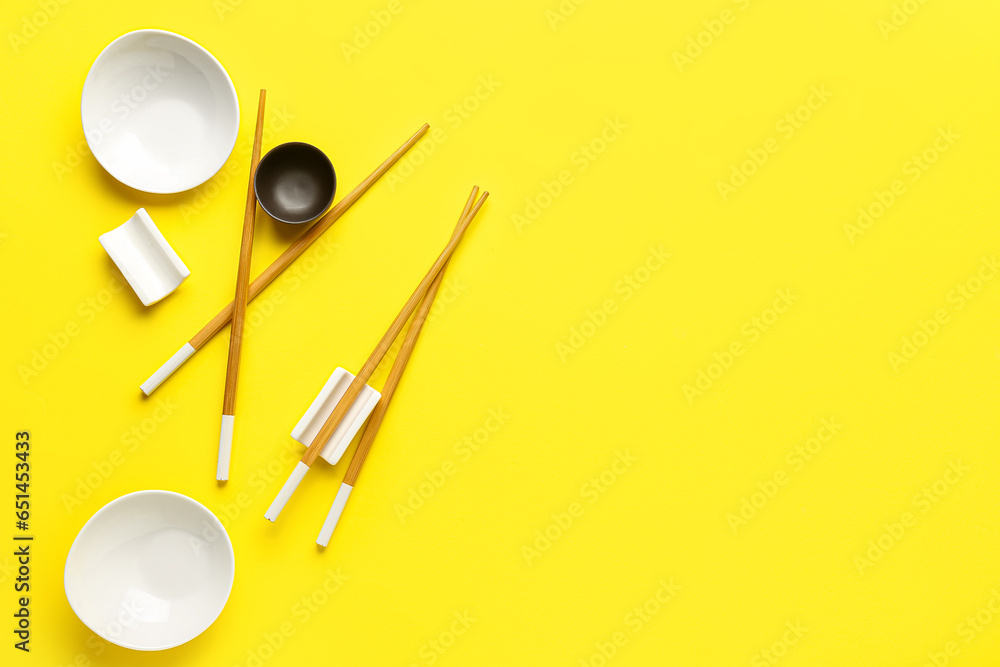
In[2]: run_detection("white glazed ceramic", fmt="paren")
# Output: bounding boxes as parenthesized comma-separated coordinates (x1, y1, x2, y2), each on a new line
(64, 490, 235, 651)
(292, 367, 381, 465)
(99, 208, 190, 306)
(81, 29, 240, 193)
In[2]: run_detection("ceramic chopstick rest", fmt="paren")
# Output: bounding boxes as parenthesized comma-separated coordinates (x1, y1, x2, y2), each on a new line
(291, 367, 381, 465)
(99, 208, 190, 306)
(264, 369, 379, 522)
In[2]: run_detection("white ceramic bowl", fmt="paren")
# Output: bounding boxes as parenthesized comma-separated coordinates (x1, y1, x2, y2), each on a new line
(81, 29, 240, 193)
(64, 490, 235, 651)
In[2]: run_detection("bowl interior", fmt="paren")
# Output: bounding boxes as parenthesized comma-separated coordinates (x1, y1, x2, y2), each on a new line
(255, 142, 336, 224)
(81, 30, 239, 194)
(64, 490, 234, 651)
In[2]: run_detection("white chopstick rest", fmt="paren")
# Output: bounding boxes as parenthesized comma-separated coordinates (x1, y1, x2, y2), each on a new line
(265, 371, 378, 523)
(316, 483, 354, 547)
(99, 208, 190, 306)
(292, 368, 381, 464)
(141, 343, 196, 395)
(217, 415, 235, 481)
(265, 461, 310, 522)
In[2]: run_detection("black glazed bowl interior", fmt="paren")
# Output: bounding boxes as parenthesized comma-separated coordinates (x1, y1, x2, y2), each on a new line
(254, 142, 336, 224)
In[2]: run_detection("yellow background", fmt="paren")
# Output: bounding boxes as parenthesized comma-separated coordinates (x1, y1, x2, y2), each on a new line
(2, 0, 1000, 664)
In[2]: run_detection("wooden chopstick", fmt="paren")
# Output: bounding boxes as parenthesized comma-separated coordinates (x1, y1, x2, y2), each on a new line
(139, 123, 431, 396)
(265, 187, 488, 522)
(217, 89, 266, 482)
(314, 188, 477, 545)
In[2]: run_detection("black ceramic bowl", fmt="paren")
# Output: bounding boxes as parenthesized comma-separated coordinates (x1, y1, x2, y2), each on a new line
(254, 142, 336, 224)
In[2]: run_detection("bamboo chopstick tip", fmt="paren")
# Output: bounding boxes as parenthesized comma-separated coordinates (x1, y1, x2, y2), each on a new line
(141, 343, 196, 395)
(316, 483, 354, 547)
(216, 415, 235, 481)
(264, 461, 311, 522)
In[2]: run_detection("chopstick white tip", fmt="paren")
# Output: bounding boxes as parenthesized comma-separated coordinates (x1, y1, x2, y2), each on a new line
(141, 343, 195, 395)
(264, 461, 311, 522)
(216, 414, 235, 481)
(316, 483, 354, 547)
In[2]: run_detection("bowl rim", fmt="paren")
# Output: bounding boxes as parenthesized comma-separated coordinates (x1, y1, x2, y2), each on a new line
(254, 141, 337, 224)
(63, 489, 235, 651)
(80, 28, 240, 194)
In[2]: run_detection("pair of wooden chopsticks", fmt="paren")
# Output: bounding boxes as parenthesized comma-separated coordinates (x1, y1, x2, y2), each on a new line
(264, 186, 489, 525)
(139, 122, 431, 397)
(315, 186, 480, 546)
(218, 89, 267, 481)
